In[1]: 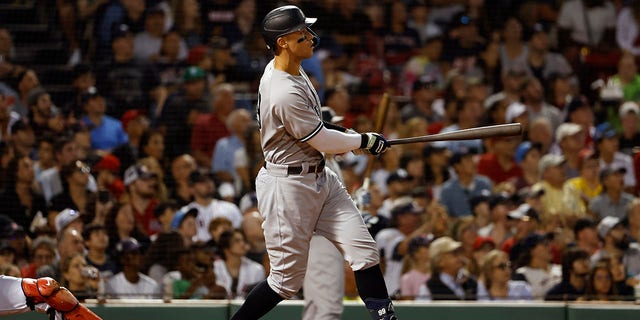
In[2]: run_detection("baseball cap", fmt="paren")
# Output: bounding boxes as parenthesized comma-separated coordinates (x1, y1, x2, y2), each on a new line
(93, 154, 120, 173)
(27, 87, 47, 107)
(171, 208, 198, 230)
(429, 236, 462, 260)
(577, 149, 598, 169)
(451, 12, 475, 29)
(407, 235, 433, 256)
(321, 106, 344, 124)
(573, 218, 597, 235)
(115, 238, 142, 254)
(565, 95, 590, 116)
(599, 166, 627, 181)
(55, 208, 82, 233)
(472, 236, 496, 251)
(514, 141, 541, 164)
(10, 120, 32, 134)
(412, 74, 438, 92)
(121, 109, 146, 130)
(538, 154, 566, 173)
(183, 66, 206, 82)
(0, 214, 24, 239)
(79, 86, 102, 106)
(507, 203, 540, 222)
(516, 186, 545, 200)
(489, 192, 511, 210)
(555, 122, 583, 142)
(450, 148, 473, 165)
(390, 198, 424, 219)
(505, 102, 527, 123)
(386, 169, 413, 185)
(187, 45, 210, 65)
(188, 170, 215, 185)
(422, 144, 448, 158)
(469, 189, 491, 211)
(123, 164, 157, 186)
(112, 24, 132, 40)
(531, 22, 550, 35)
(597, 216, 623, 238)
(619, 101, 640, 117)
(594, 122, 617, 142)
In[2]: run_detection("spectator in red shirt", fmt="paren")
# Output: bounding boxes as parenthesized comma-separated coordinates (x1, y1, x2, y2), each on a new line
(190, 83, 234, 168)
(477, 135, 523, 185)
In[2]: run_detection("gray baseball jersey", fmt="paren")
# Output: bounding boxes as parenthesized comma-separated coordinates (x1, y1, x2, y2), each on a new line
(256, 59, 379, 299)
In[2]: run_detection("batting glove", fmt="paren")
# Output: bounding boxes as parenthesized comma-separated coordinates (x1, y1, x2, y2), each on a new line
(360, 133, 390, 155)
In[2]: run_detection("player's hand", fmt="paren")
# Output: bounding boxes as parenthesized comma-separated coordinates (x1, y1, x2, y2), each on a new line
(354, 187, 371, 208)
(360, 133, 390, 155)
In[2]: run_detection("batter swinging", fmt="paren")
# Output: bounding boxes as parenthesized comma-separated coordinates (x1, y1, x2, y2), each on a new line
(229, 5, 397, 320)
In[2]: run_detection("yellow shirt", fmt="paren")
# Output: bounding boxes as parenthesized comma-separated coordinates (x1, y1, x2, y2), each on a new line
(563, 177, 602, 217)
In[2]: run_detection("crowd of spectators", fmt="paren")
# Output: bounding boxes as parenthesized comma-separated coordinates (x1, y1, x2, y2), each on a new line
(0, 0, 640, 303)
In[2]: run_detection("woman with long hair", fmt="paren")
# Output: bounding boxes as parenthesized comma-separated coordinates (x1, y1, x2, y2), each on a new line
(0, 155, 47, 234)
(477, 250, 532, 300)
(104, 203, 149, 256)
(213, 230, 265, 299)
(580, 260, 618, 301)
(60, 252, 100, 301)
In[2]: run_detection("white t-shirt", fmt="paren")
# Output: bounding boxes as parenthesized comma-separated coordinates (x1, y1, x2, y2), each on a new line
(106, 272, 161, 299)
(213, 257, 265, 299)
(515, 264, 562, 299)
(183, 199, 243, 242)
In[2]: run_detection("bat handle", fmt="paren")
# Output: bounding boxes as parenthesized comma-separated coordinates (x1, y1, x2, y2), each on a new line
(362, 177, 370, 191)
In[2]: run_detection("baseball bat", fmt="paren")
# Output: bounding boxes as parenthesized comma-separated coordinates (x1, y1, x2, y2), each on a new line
(362, 92, 390, 190)
(387, 123, 522, 145)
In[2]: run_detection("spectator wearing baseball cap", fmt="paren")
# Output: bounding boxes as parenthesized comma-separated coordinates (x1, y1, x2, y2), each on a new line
(589, 166, 635, 220)
(106, 237, 161, 299)
(563, 149, 602, 217)
(590, 216, 640, 277)
(123, 164, 161, 236)
(80, 86, 129, 151)
(381, 169, 414, 217)
(399, 235, 433, 299)
(400, 74, 442, 124)
(618, 101, 640, 156)
(513, 233, 562, 298)
(375, 198, 427, 295)
(171, 208, 198, 247)
(440, 149, 492, 218)
(594, 122, 637, 192)
(531, 154, 569, 220)
(418, 236, 478, 301)
(110, 109, 149, 176)
(55, 208, 84, 235)
(93, 154, 125, 201)
(503, 204, 540, 261)
(511, 141, 542, 190)
(554, 122, 585, 179)
(477, 135, 522, 185)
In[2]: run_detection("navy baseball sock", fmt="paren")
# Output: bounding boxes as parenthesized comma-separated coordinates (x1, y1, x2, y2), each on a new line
(354, 264, 389, 300)
(229, 280, 283, 320)
(355, 265, 397, 320)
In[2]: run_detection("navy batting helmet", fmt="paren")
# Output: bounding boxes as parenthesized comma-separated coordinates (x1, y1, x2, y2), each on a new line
(261, 5, 319, 51)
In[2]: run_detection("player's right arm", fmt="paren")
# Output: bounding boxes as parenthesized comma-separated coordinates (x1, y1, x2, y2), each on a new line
(307, 127, 390, 156)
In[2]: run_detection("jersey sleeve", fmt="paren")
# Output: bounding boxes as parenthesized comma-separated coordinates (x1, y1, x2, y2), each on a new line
(272, 90, 322, 142)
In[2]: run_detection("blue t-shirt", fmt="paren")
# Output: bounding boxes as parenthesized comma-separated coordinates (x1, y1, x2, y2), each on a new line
(83, 115, 129, 151)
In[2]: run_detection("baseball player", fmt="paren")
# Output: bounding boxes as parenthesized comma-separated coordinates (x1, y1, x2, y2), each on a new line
(230, 5, 397, 320)
(0, 275, 101, 320)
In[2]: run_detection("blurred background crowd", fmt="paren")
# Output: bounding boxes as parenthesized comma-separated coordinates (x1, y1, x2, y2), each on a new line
(0, 0, 640, 302)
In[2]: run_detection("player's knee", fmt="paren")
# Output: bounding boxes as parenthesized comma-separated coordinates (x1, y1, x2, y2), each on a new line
(268, 275, 303, 299)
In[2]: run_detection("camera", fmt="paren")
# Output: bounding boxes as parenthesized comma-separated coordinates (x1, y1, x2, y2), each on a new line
(81, 266, 99, 279)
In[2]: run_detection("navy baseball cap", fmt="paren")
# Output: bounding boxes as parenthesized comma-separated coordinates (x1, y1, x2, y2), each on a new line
(188, 170, 215, 185)
(116, 238, 142, 254)
(520, 233, 547, 252)
(386, 169, 413, 185)
(391, 198, 424, 219)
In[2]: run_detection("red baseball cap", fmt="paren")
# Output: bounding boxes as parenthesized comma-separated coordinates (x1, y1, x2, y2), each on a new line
(93, 154, 120, 173)
(121, 109, 145, 130)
